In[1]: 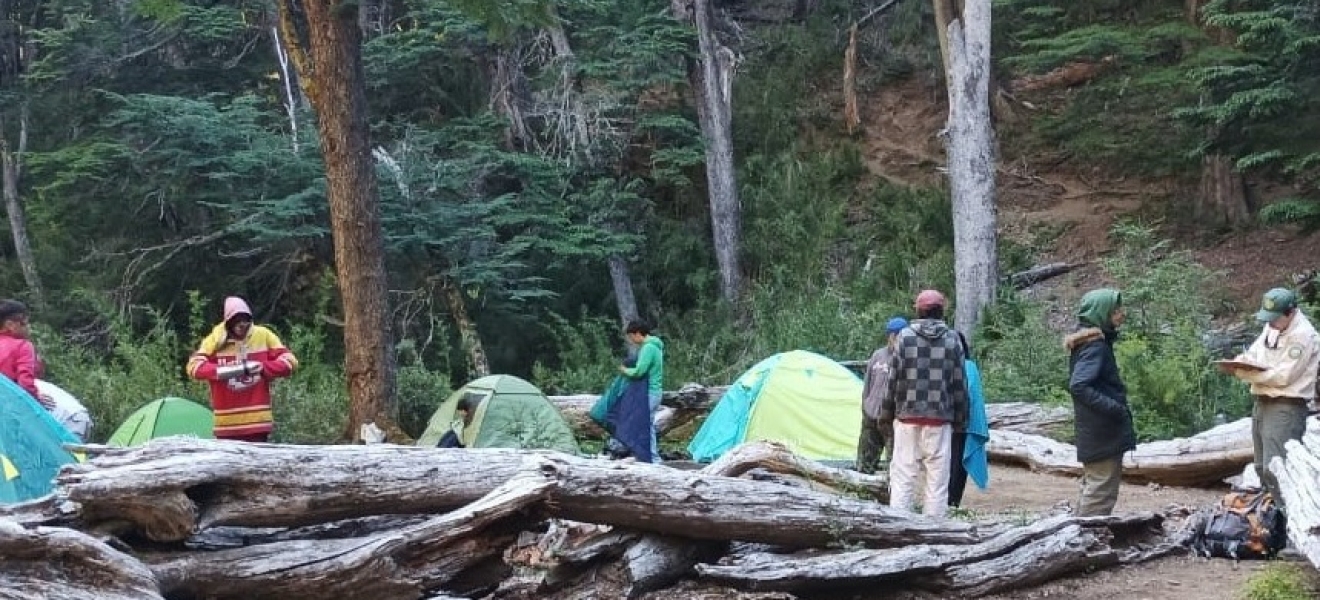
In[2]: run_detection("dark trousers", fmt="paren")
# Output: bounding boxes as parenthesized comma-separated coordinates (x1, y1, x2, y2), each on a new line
(857, 419, 887, 474)
(1252, 396, 1308, 507)
(948, 431, 968, 507)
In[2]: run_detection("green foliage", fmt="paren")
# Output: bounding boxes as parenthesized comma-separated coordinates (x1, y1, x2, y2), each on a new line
(1258, 197, 1320, 231)
(531, 313, 622, 395)
(1177, 0, 1320, 214)
(976, 295, 1072, 407)
(1241, 563, 1315, 600)
(996, 0, 1207, 173)
(1103, 223, 1250, 438)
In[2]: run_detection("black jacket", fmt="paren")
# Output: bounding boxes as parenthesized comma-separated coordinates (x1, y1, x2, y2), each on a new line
(1065, 326, 1136, 463)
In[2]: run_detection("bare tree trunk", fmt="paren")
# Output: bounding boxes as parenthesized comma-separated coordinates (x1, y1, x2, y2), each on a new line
(844, 24, 860, 135)
(1196, 153, 1249, 227)
(931, 0, 956, 78)
(944, 0, 998, 334)
(608, 254, 640, 325)
(673, 0, 743, 306)
(441, 279, 490, 378)
(488, 46, 531, 150)
(276, 0, 397, 442)
(1, 104, 43, 309)
(271, 25, 300, 153)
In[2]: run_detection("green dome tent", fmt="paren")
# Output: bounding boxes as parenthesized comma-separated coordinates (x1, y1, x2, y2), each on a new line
(109, 397, 214, 447)
(416, 375, 579, 454)
(688, 350, 864, 462)
(0, 376, 81, 504)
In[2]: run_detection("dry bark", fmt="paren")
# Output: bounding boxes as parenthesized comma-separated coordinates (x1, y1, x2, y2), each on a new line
(1271, 425, 1320, 569)
(985, 402, 1072, 436)
(988, 417, 1258, 486)
(696, 512, 1171, 595)
(57, 439, 981, 548)
(275, 0, 397, 440)
(0, 518, 164, 600)
(704, 440, 888, 500)
(149, 473, 551, 600)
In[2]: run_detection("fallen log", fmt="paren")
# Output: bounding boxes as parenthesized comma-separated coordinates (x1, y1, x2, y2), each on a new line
(985, 402, 1072, 436)
(0, 518, 164, 600)
(1271, 419, 1320, 569)
(704, 440, 888, 500)
(1009, 262, 1086, 290)
(696, 512, 1170, 596)
(57, 439, 984, 548)
(988, 417, 1265, 487)
(148, 472, 551, 600)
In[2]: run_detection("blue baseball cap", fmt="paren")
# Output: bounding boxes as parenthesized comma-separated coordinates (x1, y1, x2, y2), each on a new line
(886, 317, 908, 334)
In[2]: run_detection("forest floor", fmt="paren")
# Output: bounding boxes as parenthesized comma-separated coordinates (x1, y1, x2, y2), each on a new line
(523, 464, 1318, 600)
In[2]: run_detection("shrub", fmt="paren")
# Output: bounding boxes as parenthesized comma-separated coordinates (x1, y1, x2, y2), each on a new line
(1241, 563, 1315, 600)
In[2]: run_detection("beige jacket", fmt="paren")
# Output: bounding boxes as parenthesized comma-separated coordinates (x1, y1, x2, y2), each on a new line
(1236, 311, 1320, 400)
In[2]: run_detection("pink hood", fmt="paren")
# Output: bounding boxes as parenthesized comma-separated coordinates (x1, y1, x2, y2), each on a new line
(224, 297, 252, 322)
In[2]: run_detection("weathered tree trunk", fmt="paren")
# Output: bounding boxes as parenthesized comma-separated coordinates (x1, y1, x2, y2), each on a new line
(843, 24, 860, 135)
(608, 253, 641, 326)
(1196, 153, 1250, 227)
(1270, 423, 1320, 569)
(149, 474, 550, 600)
(0, 518, 164, 600)
(705, 440, 889, 500)
(55, 439, 981, 548)
(672, 0, 743, 306)
(944, 0, 998, 334)
(1, 103, 44, 309)
(988, 417, 1268, 487)
(488, 45, 532, 150)
(696, 512, 1172, 595)
(276, 0, 398, 442)
(442, 279, 490, 378)
(984, 401, 1072, 436)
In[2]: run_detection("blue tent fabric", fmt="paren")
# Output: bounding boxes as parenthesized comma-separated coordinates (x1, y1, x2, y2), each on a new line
(687, 354, 781, 463)
(963, 359, 990, 489)
(0, 375, 80, 504)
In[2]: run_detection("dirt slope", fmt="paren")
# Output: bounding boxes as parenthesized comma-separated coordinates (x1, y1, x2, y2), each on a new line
(856, 77, 1320, 315)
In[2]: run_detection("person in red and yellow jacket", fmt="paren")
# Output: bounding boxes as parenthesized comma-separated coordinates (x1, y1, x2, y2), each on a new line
(186, 297, 297, 442)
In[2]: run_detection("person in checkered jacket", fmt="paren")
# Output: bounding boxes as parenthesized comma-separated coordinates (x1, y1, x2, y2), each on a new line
(879, 289, 969, 518)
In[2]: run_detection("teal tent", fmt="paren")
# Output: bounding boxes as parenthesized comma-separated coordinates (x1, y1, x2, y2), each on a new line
(0, 376, 81, 504)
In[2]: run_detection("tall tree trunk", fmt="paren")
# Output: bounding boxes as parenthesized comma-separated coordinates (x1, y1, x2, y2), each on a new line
(1196, 153, 1249, 227)
(488, 45, 531, 150)
(276, 0, 397, 441)
(608, 254, 640, 326)
(943, 0, 998, 334)
(672, 0, 743, 306)
(1, 104, 44, 310)
(441, 279, 490, 379)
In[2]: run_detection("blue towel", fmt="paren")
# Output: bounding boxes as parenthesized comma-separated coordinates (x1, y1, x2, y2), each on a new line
(963, 359, 990, 489)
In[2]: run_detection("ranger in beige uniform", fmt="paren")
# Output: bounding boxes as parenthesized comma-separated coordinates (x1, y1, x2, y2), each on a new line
(1221, 288, 1320, 505)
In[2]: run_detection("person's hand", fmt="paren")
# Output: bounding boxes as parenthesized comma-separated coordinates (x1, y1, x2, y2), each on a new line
(1215, 362, 1238, 375)
(618, 365, 627, 374)
(37, 393, 55, 410)
(246, 361, 264, 376)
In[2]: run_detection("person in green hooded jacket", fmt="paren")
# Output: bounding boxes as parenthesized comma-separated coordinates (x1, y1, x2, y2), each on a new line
(1063, 288, 1135, 516)
(620, 320, 665, 463)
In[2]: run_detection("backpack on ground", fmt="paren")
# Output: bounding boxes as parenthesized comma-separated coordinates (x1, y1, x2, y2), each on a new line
(1190, 487, 1287, 560)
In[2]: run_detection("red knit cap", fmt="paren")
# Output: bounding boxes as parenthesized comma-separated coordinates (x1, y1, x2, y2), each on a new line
(914, 289, 946, 311)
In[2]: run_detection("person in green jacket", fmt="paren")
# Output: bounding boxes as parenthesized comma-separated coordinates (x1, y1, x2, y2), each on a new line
(620, 320, 665, 463)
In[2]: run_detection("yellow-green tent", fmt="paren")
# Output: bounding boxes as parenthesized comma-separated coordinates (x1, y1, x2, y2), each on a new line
(688, 350, 863, 462)
(415, 375, 579, 454)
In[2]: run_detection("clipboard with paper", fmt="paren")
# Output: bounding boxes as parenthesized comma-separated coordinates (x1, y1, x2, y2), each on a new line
(1214, 358, 1269, 372)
